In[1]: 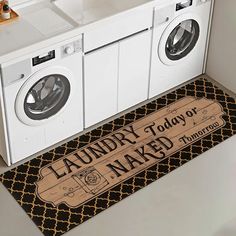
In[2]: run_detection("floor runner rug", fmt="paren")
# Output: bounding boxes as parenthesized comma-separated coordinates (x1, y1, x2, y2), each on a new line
(0, 77, 235, 236)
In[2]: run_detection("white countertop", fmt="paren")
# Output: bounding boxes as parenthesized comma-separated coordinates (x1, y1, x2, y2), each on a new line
(0, 0, 157, 64)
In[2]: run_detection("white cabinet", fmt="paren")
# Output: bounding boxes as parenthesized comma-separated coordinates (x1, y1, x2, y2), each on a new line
(84, 7, 153, 52)
(84, 43, 119, 128)
(118, 30, 151, 112)
(84, 30, 152, 128)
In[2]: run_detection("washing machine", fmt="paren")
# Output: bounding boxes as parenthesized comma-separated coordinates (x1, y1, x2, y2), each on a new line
(149, 0, 212, 98)
(0, 35, 84, 165)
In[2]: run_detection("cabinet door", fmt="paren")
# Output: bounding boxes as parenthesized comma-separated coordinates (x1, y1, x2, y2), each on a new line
(118, 30, 152, 112)
(84, 43, 119, 128)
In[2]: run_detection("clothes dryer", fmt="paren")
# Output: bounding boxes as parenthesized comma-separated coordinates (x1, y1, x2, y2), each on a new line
(149, 0, 212, 97)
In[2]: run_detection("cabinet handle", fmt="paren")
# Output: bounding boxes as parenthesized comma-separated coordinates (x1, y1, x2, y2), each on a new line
(85, 28, 150, 55)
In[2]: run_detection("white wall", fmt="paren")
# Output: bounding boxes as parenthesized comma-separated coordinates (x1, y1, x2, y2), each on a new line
(207, 0, 236, 93)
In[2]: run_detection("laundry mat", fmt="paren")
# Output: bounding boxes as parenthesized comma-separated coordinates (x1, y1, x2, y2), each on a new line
(0, 77, 236, 236)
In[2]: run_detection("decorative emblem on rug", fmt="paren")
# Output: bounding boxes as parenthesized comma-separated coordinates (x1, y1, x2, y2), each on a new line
(35, 96, 226, 208)
(72, 167, 109, 195)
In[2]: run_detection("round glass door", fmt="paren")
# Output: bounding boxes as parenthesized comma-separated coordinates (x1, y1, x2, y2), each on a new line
(24, 74, 70, 120)
(165, 19, 200, 61)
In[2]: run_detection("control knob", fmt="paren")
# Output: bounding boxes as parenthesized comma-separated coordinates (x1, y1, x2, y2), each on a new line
(64, 45, 74, 55)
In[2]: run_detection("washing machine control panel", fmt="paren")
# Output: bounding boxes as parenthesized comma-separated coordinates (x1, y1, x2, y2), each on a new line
(62, 39, 82, 57)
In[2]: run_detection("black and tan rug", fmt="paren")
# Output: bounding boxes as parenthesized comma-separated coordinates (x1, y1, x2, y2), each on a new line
(0, 77, 236, 236)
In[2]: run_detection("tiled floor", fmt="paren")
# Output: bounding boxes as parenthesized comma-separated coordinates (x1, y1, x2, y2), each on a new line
(0, 76, 235, 236)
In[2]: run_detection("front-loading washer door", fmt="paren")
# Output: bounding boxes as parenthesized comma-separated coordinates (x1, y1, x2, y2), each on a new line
(15, 66, 74, 126)
(159, 13, 201, 66)
(24, 74, 70, 120)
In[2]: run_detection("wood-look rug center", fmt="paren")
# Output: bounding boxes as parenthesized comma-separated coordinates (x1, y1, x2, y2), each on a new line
(1, 77, 236, 236)
(36, 96, 224, 208)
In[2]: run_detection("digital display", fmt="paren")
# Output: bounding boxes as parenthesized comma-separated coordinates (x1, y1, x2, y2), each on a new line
(176, 0, 193, 11)
(32, 50, 55, 66)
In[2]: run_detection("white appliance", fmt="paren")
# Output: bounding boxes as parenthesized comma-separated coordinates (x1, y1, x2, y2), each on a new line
(149, 0, 212, 97)
(0, 35, 84, 165)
